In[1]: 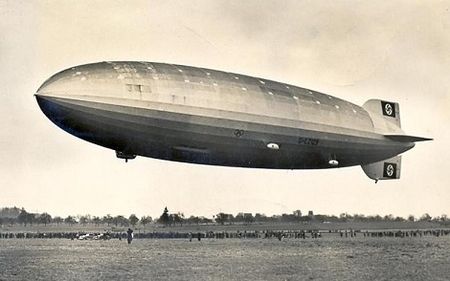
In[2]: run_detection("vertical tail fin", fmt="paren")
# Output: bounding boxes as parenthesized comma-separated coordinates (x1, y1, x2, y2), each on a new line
(363, 99, 402, 134)
(361, 155, 401, 182)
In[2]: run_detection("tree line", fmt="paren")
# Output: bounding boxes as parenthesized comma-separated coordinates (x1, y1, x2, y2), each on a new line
(0, 206, 448, 227)
(212, 211, 449, 225)
(0, 207, 152, 228)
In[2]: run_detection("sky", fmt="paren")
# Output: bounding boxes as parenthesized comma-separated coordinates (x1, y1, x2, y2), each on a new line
(0, 0, 449, 219)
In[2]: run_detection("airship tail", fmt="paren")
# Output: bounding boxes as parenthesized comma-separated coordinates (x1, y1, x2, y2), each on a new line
(361, 100, 432, 182)
(361, 155, 401, 183)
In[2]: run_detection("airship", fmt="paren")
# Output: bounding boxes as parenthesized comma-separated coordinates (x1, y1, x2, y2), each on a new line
(35, 61, 431, 182)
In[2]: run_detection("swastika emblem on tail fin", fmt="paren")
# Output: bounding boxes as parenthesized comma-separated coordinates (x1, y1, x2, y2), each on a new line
(383, 162, 397, 178)
(385, 104, 393, 115)
(381, 101, 396, 117)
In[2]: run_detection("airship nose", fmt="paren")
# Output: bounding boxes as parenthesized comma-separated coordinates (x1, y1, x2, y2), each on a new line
(35, 65, 81, 124)
(35, 88, 91, 142)
(35, 68, 75, 131)
(35, 93, 59, 121)
(36, 66, 72, 97)
(36, 74, 61, 123)
(35, 93, 64, 128)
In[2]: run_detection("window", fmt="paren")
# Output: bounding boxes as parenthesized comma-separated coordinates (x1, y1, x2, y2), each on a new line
(125, 84, 151, 93)
(133, 85, 142, 92)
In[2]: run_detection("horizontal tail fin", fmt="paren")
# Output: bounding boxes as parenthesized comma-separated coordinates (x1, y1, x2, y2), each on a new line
(384, 134, 433, 142)
(361, 155, 401, 182)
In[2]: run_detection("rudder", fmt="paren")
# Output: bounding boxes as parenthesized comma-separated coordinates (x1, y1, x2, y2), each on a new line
(363, 99, 402, 134)
(361, 155, 401, 182)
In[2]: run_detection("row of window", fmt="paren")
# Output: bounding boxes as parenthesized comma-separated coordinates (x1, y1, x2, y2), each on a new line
(159, 67, 352, 111)
(113, 63, 358, 114)
(125, 81, 358, 114)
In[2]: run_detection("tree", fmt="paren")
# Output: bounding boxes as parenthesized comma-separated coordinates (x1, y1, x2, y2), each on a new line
(170, 212, 184, 226)
(27, 213, 36, 225)
(112, 216, 119, 226)
(92, 216, 101, 226)
(18, 209, 35, 226)
(18, 209, 29, 226)
(53, 216, 63, 225)
(384, 214, 394, 221)
(234, 213, 245, 223)
(38, 213, 52, 226)
(419, 213, 432, 222)
(281, 213, 296, 223)
(293, 210, 302, 217)
(394, 216, 405, 222)
(158, 207, 170, 226)
(129, 214, 139, 227)
(254, 213, 266, 222)
(64, 216, 77, 225)
(314, 214, 329, 223)
(0, 207, 21, 218)
(79, 215, 90, 225)
(113, 215, 128, 227)
(353, 214, 366, 222)
(186, 215, 201, 225)
(215, 213, 231, 225)
(103, 214, 113, 226)
(243, 213, 254, 224)
(140, 216, 152, 228)
(407, 215, 415, 222)
(339, 213, 348, 222)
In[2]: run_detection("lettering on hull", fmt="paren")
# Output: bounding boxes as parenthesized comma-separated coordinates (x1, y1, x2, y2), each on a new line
(298, 137, 319, 146)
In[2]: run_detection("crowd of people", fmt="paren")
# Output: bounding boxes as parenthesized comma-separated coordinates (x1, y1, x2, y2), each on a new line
(0, 228, 449, 240)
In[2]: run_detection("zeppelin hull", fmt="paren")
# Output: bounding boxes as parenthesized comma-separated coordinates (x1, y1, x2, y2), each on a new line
(36, 95, 411, 169)
(34, 61, 431, 180)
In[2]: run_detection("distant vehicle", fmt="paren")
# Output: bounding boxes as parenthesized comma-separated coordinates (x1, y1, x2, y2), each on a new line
(94, 233, 111, 240)
(36, 61, 431, 182)
(77, 233, 96, 240)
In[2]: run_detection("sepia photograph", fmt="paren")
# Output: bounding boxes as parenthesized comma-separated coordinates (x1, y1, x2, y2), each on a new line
(1, 1, 449, 280)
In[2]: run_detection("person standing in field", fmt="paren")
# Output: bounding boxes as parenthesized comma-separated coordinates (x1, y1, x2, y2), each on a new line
(127, 228, 133, 244)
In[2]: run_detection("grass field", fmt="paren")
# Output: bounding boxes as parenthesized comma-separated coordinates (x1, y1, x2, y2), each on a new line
(1, 236, 449, 280)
